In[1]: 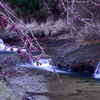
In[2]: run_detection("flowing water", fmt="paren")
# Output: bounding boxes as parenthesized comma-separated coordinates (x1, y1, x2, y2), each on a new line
(67, 63, 72, 72)
(18, 59, 100, 100)
(1, 38, 100, 100)
(0, 38, 26, 52)
(94, 61, 100, 79)
(45, 72, 100, 100)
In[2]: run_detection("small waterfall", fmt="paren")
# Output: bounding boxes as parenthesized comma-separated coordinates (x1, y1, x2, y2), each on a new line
(38, 59, 50, 65)
(0, 38, 69, 74)
(94, 61, 100, 78)
(0, 38, 5, 50)
(94, 61, 100, 74)
(19, 59, 67, 73)
(67, 63, 72, 71)
(84, 63, 89, 73)
(0, 38, 4, 44)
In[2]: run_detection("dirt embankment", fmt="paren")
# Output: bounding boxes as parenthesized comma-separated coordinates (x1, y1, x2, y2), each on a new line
(0, 63, 51, 100)
(0, 52, 52, 100)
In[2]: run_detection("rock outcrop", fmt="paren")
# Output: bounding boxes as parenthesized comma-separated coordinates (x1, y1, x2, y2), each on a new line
(50, 40, 100, 73)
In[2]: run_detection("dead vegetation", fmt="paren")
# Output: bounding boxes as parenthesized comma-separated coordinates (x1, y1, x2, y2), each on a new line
(5, 18, 70, 38)
(4, 17, 100, 43)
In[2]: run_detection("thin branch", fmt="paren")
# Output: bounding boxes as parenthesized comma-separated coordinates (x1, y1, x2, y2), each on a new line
(61, 0, 68, 12)
(79, 4, 94, 22)
(66, 0, 69, 22)
(0, 1, 62, 82)
(45, 54, 62, 82)
(70, 0, 75, 38)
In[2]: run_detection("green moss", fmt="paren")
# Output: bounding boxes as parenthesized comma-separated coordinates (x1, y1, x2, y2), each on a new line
(0, 80, 19, 100)
(95, 42, 100, 45)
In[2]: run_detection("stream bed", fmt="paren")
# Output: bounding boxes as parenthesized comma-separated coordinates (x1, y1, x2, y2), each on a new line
(10, 56, 100, 100)
(45, 72, 100, 100)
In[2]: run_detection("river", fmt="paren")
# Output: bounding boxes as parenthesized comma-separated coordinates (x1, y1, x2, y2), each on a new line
(44, 71, 100, 100)
(1, 38, 100, 100)
(18, 58, 100, 100)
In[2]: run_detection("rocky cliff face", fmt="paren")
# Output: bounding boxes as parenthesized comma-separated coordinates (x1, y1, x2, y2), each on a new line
(50, 39, 100, 73)
(39, 38, 100, 74)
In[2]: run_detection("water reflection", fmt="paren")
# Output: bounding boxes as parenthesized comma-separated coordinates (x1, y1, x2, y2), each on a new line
(46, 72, 100, 100)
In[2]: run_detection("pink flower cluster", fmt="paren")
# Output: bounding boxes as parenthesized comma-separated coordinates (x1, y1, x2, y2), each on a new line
(20, 51, 25, 59)
(26, 55, 30, 61)
(4, 44, 8, 50)
(55, 0, 62, 4)
(11, 24, 19, 32)
(74, 14, 82, 22)
(87, 27, 90, 31)
(0, 15, 8, 27)
(17, 46, 21, 52)
(42, 54, 45, 59)
(36, 61, 42, 66)
(10, 47, 14, 52)
(56, 6, 62, 10)
(55, 0, 57, 3)
(29, 45, 39, 52)
(60, 13, 65, 17)
(26, 37, 32, 43)
(56, 0, 62, 10)
(20, 39, 24, 44)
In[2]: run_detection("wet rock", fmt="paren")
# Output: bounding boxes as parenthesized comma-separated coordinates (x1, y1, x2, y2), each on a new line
(0, 28, 19, 43)
(71, 62, 85, 72)
(1, 65, 49, 99)
(51, 39, 100, 73)
(0, 64, 3, 72)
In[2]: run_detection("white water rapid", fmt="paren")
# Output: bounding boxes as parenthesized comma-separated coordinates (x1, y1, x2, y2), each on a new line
(0, 38, 5, 50)
(67, 63, 72, 71)
(94, 61, 100, 78)
(0, 38, 26, 52)
(19, 59, 67, 73)
(0, 38, 67, 73)
(1, 38, 100, 76)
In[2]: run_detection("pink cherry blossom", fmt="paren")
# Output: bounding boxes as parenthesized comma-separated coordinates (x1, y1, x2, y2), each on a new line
(20, 52, 25, 59)
(26, 55, 30, 61)
(9, 57, 12, 61)
(17, 46, 21, 52)
(4, 45, 8, 50)
(4, 60, 7, 64)
(42, 54, 45, 59)
(20, 39, 24, 44)
(55, 0, 57, 3)
(10, 47, 14, 52)
(29, 37, 32, 42)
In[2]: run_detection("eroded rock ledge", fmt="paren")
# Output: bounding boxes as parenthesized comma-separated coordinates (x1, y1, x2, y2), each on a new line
(51, 40, 100, 73)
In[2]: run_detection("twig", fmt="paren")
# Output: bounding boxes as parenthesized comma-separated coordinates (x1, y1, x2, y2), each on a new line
(79, 4, 94, 22)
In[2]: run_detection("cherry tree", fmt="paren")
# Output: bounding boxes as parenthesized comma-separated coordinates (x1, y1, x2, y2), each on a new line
(0, 1, 62, 82)
(54, 0, 100, 37)
(0, 0, 100, 82)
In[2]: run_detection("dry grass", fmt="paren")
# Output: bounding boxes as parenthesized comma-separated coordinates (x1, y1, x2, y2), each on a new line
(77, 22, 100, 43)
(5, 17, 100, 43)
(13, 18, 70, 37)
